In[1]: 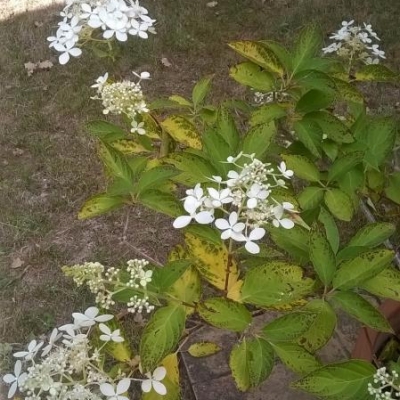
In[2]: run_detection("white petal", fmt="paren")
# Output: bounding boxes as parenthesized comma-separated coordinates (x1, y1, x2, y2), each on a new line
(13, 351, 28, 358)
(215, 218, 230, 230)
(116, 378, 131, 394)
(280, 218, 294, 229)
(153, 381, 167, 395)
(228, 211, 238, 225)
(112, 336, 124, 343)
(3, 374, 16, 384)
(183, 197, 198, 214)
(221, 229, 232, 240)
(139, 31, 148, 39)
(207, 187, 219, 200)
(99, 334, 111, 342)
(72, 312, 88, 321)
(7, 382, 18, 398)
(100, 383, 116, 396)
(249, 227, 266, 241)
(232, 222, 245, 233)
(173, 215, 192, 229)
(99, 323, 111, 335)
(245, 241, 260, 254)
(103, 29, 114, 39)
(141, 379, 152, 393)
(59, 52, 70, 65)
(247, 198, 257, 209)
(69, 47, 82, 57)
(95, 314, 114, 322)
(152, 366, 167, 381)
(14, 360, 22, 377)
(194, 211, 214, 224)
(116, 31, 128, 41)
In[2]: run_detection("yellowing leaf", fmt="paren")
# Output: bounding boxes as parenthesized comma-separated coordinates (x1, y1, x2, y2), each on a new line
(185, 233, 239, 291)
(161, 115, 202, 149)
(188, 342, 221, 357)
(228, 41, 285, 75)
(111, 139, 149, 155)
(161, 353, 179, 386)
(227, 279, 244, 302)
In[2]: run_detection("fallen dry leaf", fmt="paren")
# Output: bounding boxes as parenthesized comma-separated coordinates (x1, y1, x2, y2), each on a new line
(161, 57, 172, 67)
(206, 1, 218, 7)
(24, 61, 36, 76)
(34, 21, 43, 27)
(38, 60, 54, 70)
(11, 257, 24, 269)
(12, 148, 24, 156)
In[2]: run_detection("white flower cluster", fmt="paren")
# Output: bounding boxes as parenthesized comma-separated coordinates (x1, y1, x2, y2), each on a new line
(368, 367, 400, 400)
(173, 153, 296, 254)
(48, 0, 156, 64)
(2, 306, 168, 399)
(63, 259, 155, 313)
(91, 71, 150, 135)
(322, 20, 385, 65)
(253, 91, 289, 105)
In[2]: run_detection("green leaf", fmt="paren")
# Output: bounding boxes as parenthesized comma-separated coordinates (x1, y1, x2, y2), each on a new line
(305, 111, 353, 144)
(216, 107, 240, 152)
(298, 186, 325, 210)
(330, 291, 393, 333)
(192, 75, 213, 108)
(357, 117, 397, 169)
(198, 298, 252, 332)
(187, 342, 221, 357)
(240, 261, 315, 308)
(281, 154, 321, 182)
(230, 338, 274, 391)
(309, 223, 336, 285)
(293, 360, 376, 399)
(385, 172, 400, 204)
(269, 225, 310, 264)
(78, 194, 124, 219)
(296, 89, 334, 114)
(87, 120, 126, 142)
(149, 98, 189, 110)
(355, 64, 399, 82)
(292, 24, 322, 73)
(332, 249, 394, 290)
(336, 246, 369, 262)
(150, 260, 191, 292)
(228, 40, 285, 75)
(137, 167, 178, 195)
(99, 144, 134, 186)
(203, 130, 232, 176)
(293, 119, 323, 157)
(297, 300, 337, 352)
(250, 104, 287, 127)
(169, 95, 192, 107)
(321, 139, 339, 161)
(138, 190, 182, 217)
(361, 267, 400, 301)
(318, 207, 339, 253)
(271, 342, 321, 375)
(324, 189, 354, 221)
(295, 70, 336, 93)
(241, 122, 277, 158)
(327, 152, 364, 184)
(332, 78, 364, 104)
(161, 116, 202, 149)
(336, 166, 365, 198)
(166, 151, 218, 186)
(348, 223, 396, 248)
(262, 312, 317, 342)
(185, 225, 222, 245)
(229, 61, 276, 91)
(139, 305, 186, 371)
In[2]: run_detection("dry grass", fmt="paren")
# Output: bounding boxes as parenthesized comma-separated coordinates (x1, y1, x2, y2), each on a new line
(0, 0, 399, 379)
